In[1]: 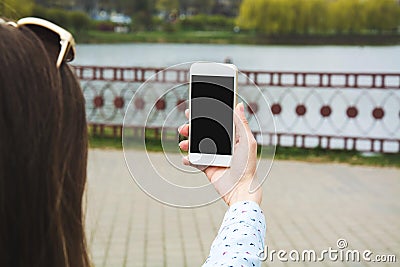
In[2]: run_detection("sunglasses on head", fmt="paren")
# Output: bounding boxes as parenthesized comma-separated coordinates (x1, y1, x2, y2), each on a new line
(1, 17, 75, 68)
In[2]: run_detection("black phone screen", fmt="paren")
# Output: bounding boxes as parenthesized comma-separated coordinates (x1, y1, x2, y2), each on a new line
(190, 75, 234, 155)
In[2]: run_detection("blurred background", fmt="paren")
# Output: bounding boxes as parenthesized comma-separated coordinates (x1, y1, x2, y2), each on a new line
(2, 0, 400, 45)
(1, 1, 399, 266)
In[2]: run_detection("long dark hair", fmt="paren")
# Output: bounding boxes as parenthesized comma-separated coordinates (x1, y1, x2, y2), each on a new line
(0, 22, 90, 267)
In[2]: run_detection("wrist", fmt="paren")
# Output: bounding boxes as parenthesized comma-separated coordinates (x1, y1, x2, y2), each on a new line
(227, 181, 262, 206)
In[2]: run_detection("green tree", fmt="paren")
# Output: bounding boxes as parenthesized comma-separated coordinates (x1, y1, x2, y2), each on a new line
(328, 0, 366, 34)
(364, 0, 400, 33)
(236, 0, 262, 31)
(308, 0, 329, 34)
(156, 0, 179, 12)
(69, 11, 91, 33)
(0, 0, 34, 19)
(45, 7, 70, 28)
(237, 0, 296, 34)
(288, 0, 308, 34)
(190, 0, 215, 14)
(230, 0, 243, 16)
(289, 0, 328, 35)
(236, 0, 400, 35)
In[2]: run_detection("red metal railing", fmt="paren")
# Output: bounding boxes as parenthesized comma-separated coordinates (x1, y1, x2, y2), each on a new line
(74, 65, 400, 89)
(74, 66, 400, 153)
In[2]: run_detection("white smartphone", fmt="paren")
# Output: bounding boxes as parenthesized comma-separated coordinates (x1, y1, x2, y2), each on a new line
(188, 62, 238, 167)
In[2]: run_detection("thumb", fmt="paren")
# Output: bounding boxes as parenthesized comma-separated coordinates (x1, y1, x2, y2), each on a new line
(234, 102, 251, 139)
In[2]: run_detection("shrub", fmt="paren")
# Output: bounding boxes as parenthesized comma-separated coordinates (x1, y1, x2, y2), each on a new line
(69, 11, 91, 33)
(180, 14, 234, 31)
(31, 5, 92, 34)
(93, 21, 115, 32)
(45, 8, 70, 28)
(31, 5, 48, 19)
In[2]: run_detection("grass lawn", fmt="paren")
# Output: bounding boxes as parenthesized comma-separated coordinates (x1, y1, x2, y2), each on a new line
(78, 30, 400, 45)
(82, 30, 252, 44)
(89, 136, 400, 168)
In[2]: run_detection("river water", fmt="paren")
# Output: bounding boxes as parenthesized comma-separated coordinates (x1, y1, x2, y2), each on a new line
(74, 43, 400, 152)
(74, 43, 400, 72)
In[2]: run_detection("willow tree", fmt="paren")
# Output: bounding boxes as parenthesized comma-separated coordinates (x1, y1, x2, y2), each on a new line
(236, 0, 400, 35)
(0, 0, 34, 19)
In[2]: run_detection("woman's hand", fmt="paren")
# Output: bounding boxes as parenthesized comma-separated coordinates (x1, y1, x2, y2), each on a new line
(178, 103, 262, 206)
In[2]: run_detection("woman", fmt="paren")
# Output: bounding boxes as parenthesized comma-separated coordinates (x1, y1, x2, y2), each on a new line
(0, 17, 265, 267)
(0, 18, 90, 267)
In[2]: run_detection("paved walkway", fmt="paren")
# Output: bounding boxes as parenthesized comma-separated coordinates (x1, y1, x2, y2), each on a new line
(86, 149, 399, 267)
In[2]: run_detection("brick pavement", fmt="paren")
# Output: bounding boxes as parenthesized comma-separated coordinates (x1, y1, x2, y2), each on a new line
(86, 149, 399, 267)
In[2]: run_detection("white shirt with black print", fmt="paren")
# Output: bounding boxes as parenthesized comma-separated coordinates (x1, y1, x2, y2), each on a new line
(203, 201, 266, 267)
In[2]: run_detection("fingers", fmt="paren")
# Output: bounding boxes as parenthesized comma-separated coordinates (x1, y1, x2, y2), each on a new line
(182, 156, 191, 165)
(178, 109, 190, 137)
(234, 102, 252, 139)
(178, 124, 189, 137)
(179, 140, 189, 151)
(236, 102, 247, 122)
(182, 156, 208, 171)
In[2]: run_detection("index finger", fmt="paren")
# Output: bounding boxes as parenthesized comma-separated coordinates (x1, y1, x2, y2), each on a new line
(178, 124, 189, 137)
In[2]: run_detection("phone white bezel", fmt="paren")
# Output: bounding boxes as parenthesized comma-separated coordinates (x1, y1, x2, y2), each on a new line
(188, 62, 238, 167)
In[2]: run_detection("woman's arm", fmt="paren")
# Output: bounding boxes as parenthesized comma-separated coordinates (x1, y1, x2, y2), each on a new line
(179, 103, 265, 266)
(203, 201, 266, 267)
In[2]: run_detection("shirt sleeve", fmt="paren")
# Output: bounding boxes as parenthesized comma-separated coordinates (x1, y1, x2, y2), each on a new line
(202, 201, 266, 267)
